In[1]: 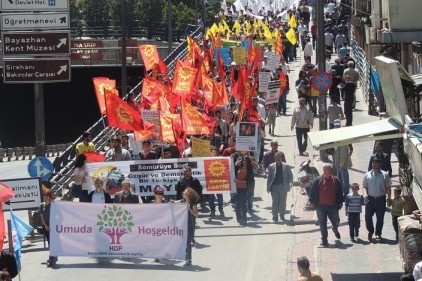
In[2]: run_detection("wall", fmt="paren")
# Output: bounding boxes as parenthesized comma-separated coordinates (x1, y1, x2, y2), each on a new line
(0, 66, 145, 147)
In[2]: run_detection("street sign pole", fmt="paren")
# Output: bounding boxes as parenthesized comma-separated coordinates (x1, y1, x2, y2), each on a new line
(34, 83, 46, 157)
(316, 0, 328, 161)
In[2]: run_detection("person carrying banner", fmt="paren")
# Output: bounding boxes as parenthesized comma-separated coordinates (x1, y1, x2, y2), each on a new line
(40, 189, 58, 267)
(181, 187, 199, 266)
(87, 178, 113, 204)
(113, 180, 140, 204)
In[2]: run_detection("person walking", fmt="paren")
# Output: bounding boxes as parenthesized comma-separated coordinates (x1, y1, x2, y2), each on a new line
(338, 75, 356, 126)
(363, 157, 391, 241)
(291, 98, 313, 156)
(310, 164, 344, 246)
(266, 152, 293, 222)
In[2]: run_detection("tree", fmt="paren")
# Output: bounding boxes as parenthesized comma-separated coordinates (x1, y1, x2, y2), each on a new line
(96, 205, 134, 244)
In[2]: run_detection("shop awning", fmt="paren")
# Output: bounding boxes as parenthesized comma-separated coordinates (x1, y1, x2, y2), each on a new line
(308, 118, 403, 151)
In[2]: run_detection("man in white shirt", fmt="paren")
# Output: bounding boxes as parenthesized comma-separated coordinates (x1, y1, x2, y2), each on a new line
(324, 31, 334, 52)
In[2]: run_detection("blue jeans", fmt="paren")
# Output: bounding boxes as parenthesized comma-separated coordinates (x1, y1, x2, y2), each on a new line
(236, 188, 247, 222)
(208, 194, 223, 211)
(247, 182, 255, 210)
(348, 212, 361, 238)
(278, 89, 288, 114)
(365, 196, 386, 236)
(310, 96, 318, 114)
(337, 168, 350, 198)
(316, 205, 340, 243)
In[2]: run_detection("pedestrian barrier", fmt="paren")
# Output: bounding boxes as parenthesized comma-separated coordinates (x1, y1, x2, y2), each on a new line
(0, 148, 5, 162)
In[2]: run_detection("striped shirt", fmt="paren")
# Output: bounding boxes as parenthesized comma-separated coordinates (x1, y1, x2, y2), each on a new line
(362, 170, 391, 197)
(345, 194, 364, 213)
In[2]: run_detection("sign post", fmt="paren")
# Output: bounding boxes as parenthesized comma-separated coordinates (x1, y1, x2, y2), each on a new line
(1, 0, 70, 157)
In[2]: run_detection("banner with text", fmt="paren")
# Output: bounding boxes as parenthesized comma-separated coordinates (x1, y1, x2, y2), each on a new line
(235, 122, 258, 152)
(50, 202, 187, 259)
(86, 157, 235, 196)
(266, 80, 281, 105)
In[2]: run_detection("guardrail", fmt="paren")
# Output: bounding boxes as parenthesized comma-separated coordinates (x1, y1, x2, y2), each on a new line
(0, 144, 71, 162)
(350, 27, 377, 115)
(49, 24, 203, 196)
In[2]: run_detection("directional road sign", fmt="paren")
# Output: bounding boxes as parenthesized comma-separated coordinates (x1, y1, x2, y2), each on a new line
(27, 157, 53, 180)
(1, 12, 70, 30)
(3, 58, 71, 83)
(0, 0, 69, 11)
(0, 177, 42, 211)
(312, 71, 333, 92)
(2, 31, 70, 56)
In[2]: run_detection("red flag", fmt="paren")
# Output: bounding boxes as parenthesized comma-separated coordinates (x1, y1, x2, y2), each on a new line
(0, 181, 15, 250)
(142, 76, 171, 100)
(172, 117, 187, 156)
(92, 77, 117, 115)
(160, 112, 176, 143)
(84, 152, 105, 163)
(105, 88, 155, 131)
(247, 38, 256, 62)
(139, 45, 160, 71)
(275, 30, 284, 55)
(172, 61, 198, 96)
(217, 53, 225, 82)
(180, 99, 210, 135)
(157, 58, 168, 76)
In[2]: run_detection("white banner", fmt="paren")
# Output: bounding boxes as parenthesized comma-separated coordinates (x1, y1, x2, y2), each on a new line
(258, 71, 271, 92)
(266, 80, 281, 105)
(266, 53, 281, 72)
(50, 201, 188, 259)
(235, 122, 258, 152)
(86, 157, 235, 196)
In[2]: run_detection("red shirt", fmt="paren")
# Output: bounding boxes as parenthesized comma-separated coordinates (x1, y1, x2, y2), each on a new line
(318, 176, 338, 205)
(222, 147, 236, 157)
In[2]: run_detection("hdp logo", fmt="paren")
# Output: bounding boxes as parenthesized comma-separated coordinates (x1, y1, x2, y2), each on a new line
(96, 205, 134, 244)
(48, 0, 56, 6)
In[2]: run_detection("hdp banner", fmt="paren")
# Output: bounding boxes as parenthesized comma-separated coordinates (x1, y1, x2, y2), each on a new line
(50, 202, 187, 259)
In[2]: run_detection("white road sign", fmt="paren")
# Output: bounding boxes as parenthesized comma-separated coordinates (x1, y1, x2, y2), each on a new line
(1, 12, 70, 30)
(1, 0, 69, 11)
(1, 177, 42, 211)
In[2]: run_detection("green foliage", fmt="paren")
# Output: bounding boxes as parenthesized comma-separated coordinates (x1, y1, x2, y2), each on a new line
(96, 205, 134, 232)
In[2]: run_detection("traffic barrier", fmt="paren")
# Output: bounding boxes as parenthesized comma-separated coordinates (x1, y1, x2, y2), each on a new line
(6, 148, 13, 162)
(28, 147, 35, 160)
(22, 147, 28, 160)
(0, 148, 5, 162)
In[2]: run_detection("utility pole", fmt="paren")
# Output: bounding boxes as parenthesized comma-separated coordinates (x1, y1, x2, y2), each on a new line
(121, 0, 127, 98)
(168, 0, 172, 54)
(316, 0, 328, 161)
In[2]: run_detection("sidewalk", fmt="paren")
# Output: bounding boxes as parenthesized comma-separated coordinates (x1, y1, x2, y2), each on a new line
(281, 51, 404, 280)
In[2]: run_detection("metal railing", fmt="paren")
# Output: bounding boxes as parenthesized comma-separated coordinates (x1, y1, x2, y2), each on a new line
(49, 24, 203, 196)
(350, 28, 375, 114)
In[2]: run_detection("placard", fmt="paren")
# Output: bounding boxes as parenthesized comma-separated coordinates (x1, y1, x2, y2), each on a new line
(259, 71, 271, 92)
(191, 137, 211, 157)
(232, 47, 246, 65)
(235, 122, 258, 152)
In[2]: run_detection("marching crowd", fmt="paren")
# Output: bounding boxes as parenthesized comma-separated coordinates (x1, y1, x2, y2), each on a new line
(31, 1, 415, 280)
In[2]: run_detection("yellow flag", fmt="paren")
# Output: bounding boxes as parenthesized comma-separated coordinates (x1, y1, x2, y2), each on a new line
(245, 20, 251, 34)
(222, 19, 231, 33)
(286, 28, 297, 45)
(289, 15, 297, 29)
(218, 22, 224, 34)
(232, 20, 241, 34)
(210, 23, 219, 35)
